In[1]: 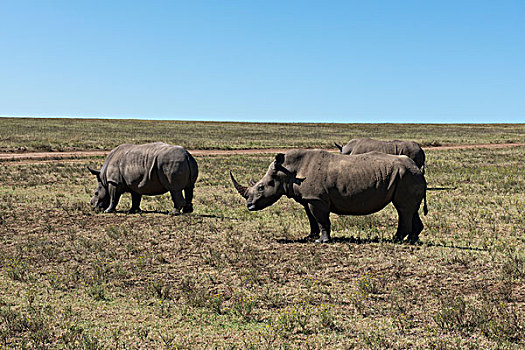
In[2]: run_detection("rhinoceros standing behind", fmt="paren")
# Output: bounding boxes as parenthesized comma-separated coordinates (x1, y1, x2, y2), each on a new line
(88, 142, 198, 215)
(335, 138, 425, 173)
(231, 149, 427, 243)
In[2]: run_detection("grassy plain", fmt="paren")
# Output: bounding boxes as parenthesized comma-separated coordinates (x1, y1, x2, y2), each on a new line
(0, 140, 524, 348)
(1, 117, 524, 152)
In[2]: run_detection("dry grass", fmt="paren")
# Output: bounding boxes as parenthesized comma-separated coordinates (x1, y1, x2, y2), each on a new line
(1, 117, 524, 152)
(0, 143, 523, 348)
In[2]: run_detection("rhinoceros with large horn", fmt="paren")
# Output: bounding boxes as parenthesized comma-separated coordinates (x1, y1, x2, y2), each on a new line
(231, 149, 427, 243)
(334, 138, 425, 173)
(88, 142, 198, 215)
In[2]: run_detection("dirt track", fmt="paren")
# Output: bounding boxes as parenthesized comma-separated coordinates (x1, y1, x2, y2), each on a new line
(1, 142, 524, 165)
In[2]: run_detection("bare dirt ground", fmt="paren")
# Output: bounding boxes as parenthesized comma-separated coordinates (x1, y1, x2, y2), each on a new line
(0, 142, 524, 165)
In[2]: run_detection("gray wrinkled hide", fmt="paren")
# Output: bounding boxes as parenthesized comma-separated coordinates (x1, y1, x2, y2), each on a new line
(89, 142, 198, 214)
(337, 138, 425, 171)
(231, 149, 427, 243)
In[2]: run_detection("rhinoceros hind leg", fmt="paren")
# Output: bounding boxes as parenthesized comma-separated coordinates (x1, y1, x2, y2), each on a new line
(183, 186, 194, 213)
(128, 192, 142, 213)
(182, 203, 193, 214)
(170, 190, 185, 215)
(393, 212, 412, 243)
(407, 213, 424, 244)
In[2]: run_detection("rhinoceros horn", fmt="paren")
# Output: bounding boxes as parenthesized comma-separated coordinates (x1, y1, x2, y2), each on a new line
(230, 171, 249, 199)
(87, 166, 100, 176)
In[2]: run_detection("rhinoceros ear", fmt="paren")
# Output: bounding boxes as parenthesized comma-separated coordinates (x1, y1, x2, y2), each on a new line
(334, 142, 343, 152)
(275, 153, 285, 165)
(87, 167, 101, 178)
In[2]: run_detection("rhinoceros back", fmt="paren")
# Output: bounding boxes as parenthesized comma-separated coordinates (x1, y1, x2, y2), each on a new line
(349, 138, 425, 169)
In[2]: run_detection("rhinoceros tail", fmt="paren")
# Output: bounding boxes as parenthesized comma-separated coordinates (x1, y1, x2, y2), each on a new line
(423, 191, 428, 216)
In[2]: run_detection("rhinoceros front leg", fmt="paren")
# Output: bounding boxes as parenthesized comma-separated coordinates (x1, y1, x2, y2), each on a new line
(128, 192, 142, 214)
(104, 183, 121, 213)
(169, 190, 186, 216)
(303, 205, 320, 240)
(307, 201, 331, 243)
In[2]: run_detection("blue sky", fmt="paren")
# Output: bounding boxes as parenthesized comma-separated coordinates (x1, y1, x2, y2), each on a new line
(1, 1, 524, 123)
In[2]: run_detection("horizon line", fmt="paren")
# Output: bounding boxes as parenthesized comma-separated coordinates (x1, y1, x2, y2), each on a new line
(1, 114, 523, 125)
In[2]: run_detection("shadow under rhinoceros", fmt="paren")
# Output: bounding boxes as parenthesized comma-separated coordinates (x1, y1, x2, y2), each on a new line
(421, 241, 487, 252)
(276, 235, 488, 252)
(101, 209, 172, 215)
(110, 210, 232, 220)
(276, 236, 390, 245)
(427, 187, 457, 191)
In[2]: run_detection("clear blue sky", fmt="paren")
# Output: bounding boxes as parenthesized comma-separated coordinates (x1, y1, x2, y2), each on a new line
(1, 1, 524, 123)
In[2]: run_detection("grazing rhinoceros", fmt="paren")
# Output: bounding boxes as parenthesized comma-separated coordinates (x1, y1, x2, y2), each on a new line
(335, 138, 425, 173)
(88, 142, 198, 215)
(231, 149, 427, 243)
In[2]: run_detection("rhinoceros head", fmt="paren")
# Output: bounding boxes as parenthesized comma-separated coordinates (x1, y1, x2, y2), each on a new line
(230, 153, 291, 211)
(87, 167, 110, 211)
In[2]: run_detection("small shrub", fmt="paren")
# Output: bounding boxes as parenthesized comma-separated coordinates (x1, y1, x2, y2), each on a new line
(433, 295, 524, 342)
(179, 276, 209, 308)
(87, 282, 110, 301)
(48, 271, 66, 291)
(258, 324, 279, 348)
(105, 224, 130, 240)
(149, 279, 173, 301)
(207, 293, 225, 315)
(231, 292, 257, 322)
(501, 250, 525, 281)
(389, 293, 415, 334)
(356, 273, 385, 296)
(433, 296, 472, 333)
(318, 304, 338, 331)
(273, 304, 313, 337)
(5, 258, 31, 282)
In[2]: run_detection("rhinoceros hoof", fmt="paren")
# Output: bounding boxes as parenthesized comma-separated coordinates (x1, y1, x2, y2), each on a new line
(171, 209, 182, 216)
(305, 233, 319, 241)
(127, 208, 141, 214)
(315, 238, 331, 244)
(407, 237, 420, 245)
(104, 208, 115, 214)
(182, 205, 193, 214)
